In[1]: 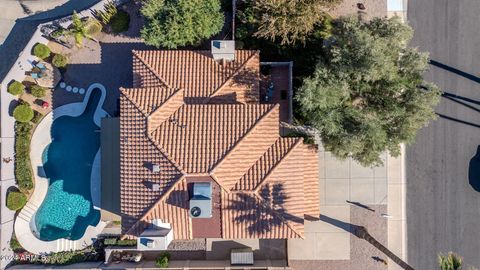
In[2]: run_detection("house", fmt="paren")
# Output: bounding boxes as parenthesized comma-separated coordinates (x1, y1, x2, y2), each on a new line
(118, 41, 320, 247)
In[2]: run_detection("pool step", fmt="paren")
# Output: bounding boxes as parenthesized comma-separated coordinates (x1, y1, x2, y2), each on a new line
(17, 210, 31, 222)
(22, 204, 36, 216)
(56, 239, 77, 252)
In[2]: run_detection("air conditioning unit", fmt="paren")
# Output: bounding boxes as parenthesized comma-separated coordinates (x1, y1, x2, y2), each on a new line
(189, 182, 212, 218)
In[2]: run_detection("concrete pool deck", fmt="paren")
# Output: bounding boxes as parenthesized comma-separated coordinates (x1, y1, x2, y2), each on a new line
(15, 83, 108, 254)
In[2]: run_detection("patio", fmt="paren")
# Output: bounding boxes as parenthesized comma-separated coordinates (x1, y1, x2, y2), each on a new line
(260, 63, 292, 123)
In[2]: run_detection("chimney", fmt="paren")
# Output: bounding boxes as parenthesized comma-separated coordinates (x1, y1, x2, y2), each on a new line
(211, 40, 235, 62)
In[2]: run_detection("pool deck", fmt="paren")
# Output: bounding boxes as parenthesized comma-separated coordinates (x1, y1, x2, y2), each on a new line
(15, 83, 108, 254)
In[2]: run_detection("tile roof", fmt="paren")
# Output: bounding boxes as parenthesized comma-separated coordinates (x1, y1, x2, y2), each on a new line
(132, 50, 260, 104)
(120, 49, 319, 240)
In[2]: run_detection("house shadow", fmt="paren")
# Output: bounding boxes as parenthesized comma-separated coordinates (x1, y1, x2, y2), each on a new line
(469, 146, 480, 192)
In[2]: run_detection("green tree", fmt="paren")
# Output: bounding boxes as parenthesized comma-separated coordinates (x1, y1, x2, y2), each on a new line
(244, 0, 339, 45)
(30, 85, 46, 98)
(8, 80, 25, 96)
(52, 53, 68, 68)
(140, 0, 224, 49)
(67, 11, 102, 47)
(33, 43, 51, 59)
(296, 16, 440, 166)
(13, 104, 34, 123)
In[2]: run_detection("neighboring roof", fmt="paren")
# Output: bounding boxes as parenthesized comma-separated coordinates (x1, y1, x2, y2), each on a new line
(120, 50, 319, 240)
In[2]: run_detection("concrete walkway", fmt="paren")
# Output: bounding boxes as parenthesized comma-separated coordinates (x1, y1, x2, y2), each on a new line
(288, 143, 406, 270)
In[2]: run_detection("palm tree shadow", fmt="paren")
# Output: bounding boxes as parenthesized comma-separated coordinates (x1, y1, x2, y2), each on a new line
(227, 183, 303, 235)
(468, 146, 480, 192)
(321, 214, 414, 270)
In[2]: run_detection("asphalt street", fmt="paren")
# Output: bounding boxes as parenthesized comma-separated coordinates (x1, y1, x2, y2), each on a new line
(407, 0, 480, 268)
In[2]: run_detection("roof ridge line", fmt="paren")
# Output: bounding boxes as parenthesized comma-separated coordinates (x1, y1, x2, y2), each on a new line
(146, 88, 184, 133)
(209, 103, 279, 178)
(204, 52, 258, 103)
(121, 175, 187, 239)
(252, 137, 303, 192)
(119, 87, 149, 116)
(133, 50, 171, 88)
(252, 192, 304, 239)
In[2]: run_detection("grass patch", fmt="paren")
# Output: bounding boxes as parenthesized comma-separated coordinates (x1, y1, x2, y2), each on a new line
(15, 122, 33, 191)
(109, 10, 130, 33)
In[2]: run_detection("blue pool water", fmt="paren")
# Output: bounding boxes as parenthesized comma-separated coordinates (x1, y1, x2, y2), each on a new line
(34, 89, 102, 241)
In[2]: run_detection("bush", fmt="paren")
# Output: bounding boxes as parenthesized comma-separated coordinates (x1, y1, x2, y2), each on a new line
(110, 10, 130, 33)
(95, 1, 118, 24)
(15, 122, 33, 191)
(6, 191, 27, 211)
(8, 81, 25, 96)
(50, 28, 65, 39)
(10, 234, 23, 252)
(33, 43, 50, 59)
(116, 239, 136, 246)
(30, 85, 46, 98)
(31, 110, 43, 124)
(52, 54, 68, 68)
(155, 252, 170, 268)
(104, 238, 117, 245)
(13, 104, 34, 123)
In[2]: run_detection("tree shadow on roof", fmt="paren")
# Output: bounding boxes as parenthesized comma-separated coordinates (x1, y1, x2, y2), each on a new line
(228, 183, 303, 236)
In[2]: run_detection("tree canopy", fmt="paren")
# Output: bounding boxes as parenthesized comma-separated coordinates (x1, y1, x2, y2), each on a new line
(295, 16, 440, 166)
(239, 0, 339, 45)
(141, 0, 224, 49)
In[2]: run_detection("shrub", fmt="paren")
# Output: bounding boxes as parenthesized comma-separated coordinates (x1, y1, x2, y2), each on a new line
(95, 1, 118, 24)
(30, 85, 46, 98)
(6, 191, 27, 211)
(50, 28, 65, 39)
(10, 234, 23, 252)
(110, 10, 130, 33)
(13, 104, 34, 123)
(116, 239, 137, 246)
(33, 43, 50, 59)
(31, 110, 43, 124)
(104, 238, 117, 245)
(8, 81, 25, 96)
(52, 54, 68, 68)
(155, 252, 170, 268)
(15, 122, 33, 191)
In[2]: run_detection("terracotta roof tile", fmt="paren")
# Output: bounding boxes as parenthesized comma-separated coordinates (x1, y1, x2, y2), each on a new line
(133, 50, 259, 103)
(211, 105, 280, 190)
(151, 104, 274, 174)
(233, 137, 301, 191)
(120, 95, 184, 234)
(120, 49, 320, 240)
(221, 191, 301, 238)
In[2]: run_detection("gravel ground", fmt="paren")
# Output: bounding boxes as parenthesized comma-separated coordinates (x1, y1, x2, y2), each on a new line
(47, 1, 153, 115)
(329, 0, 387, 20)
(289, 205, 388, 270)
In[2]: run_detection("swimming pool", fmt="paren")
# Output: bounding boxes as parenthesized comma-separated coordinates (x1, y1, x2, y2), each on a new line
(34, 88, 102, 241)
